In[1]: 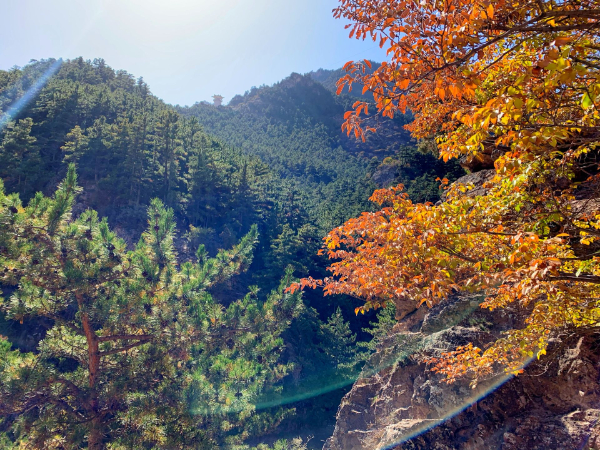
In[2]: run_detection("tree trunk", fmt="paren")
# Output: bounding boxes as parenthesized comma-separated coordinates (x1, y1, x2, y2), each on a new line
(77, 294, 104, 449)
(88, 413, 104, 450)
(81, 311, 100, 387)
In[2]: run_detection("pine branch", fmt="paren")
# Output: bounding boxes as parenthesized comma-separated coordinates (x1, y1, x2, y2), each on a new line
(97, 334, 153, 342)
(99, 338, 152, 356)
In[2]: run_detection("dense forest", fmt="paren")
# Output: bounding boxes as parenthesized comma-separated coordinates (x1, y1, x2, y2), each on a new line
(0, 58, 463, 448)
(2, 0, 600, 447)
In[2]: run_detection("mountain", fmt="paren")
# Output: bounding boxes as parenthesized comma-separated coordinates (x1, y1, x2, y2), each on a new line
(0, 58, 464, 449)
(307, 61, 379, 100)
(179, 71, 462, 226)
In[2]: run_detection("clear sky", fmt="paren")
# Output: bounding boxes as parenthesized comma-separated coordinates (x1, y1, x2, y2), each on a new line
(0, 0, 387, 106)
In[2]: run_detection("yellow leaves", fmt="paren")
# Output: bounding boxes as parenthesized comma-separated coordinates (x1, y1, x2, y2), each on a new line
(580, 233, 595, 246)
(332, 0, 600, 382)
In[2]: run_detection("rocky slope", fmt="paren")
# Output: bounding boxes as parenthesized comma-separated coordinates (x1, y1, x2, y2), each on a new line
(324, 169, 600, 450)
(324, 293, 600, 450)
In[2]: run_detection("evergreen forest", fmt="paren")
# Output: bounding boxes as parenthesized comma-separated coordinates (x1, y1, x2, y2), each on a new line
(2, 0, 600, 447)
(0, 58, 462, 449)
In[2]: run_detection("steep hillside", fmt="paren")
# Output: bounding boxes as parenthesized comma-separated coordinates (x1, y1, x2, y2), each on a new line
(323, 169, 600, 450)
(179, 72, 419, 231)
(325, 294, 600, 450)
(0, 58, 467, 449)
(0, 58, 366, 448)
(0, 58, 272, 248)
(307, 62, 379, 100)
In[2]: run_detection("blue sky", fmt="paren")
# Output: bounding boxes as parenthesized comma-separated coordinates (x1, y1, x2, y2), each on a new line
(0, 0, 387, 106)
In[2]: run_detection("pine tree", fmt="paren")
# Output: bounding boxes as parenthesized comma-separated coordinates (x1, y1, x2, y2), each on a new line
(0, 118, 39, 189)
(61, 125, 89, 163)
(320, 307, 357, 376)
(0, 165, 303, 449)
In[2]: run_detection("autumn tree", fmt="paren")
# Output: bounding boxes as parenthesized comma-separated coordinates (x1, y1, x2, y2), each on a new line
(0, 165, 302, 449)
(291, 0, 600, 382)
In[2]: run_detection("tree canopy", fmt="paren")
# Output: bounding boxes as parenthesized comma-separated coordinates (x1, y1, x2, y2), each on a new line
(0, 57, 444, 447)
(291, 0, 600, 382)
(0, 165, 306, 449)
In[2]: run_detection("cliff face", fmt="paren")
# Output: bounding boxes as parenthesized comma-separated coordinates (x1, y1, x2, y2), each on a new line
(324, 294, 600, 450)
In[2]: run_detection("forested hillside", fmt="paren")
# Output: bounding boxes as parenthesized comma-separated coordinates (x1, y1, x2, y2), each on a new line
(0, 57, 462, 448)
(2, 0, 599, 447)
(307, 64, 378, 99)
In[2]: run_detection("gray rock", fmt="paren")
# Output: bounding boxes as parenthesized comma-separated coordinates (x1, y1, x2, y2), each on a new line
(324, 297, 600, 450)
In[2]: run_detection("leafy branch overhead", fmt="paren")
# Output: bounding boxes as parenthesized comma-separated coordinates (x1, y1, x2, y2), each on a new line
(290, 0, 600, 382)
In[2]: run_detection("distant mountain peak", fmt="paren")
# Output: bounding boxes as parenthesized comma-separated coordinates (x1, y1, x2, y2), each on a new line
(307, 62, 381, 99)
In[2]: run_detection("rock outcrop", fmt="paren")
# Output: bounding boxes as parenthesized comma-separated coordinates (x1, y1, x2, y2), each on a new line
(324, 295, 600, 450)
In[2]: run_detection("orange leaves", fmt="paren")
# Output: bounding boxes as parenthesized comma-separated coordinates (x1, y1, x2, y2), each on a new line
(434, 87, 448, 101)
(285, 276, 323, 295)
(551, 36, 573, 47)
(335, 0, 600, 157)
(328, 0, 600, 383)
(293, 164, 600, 381)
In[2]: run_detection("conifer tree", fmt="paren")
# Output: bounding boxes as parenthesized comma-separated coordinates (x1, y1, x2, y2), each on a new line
(0, 118, 39, 189)
(321, 307, 357, 373)
(0, 165, 302, 449)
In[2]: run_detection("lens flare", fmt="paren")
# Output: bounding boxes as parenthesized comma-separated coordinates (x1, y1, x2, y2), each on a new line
(188, 297, 530, 450)
(0, 59, 62, 131)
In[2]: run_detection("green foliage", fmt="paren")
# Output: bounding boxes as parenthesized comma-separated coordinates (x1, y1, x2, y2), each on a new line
(0, 59, 272, 253)
(359, 304, 397, 354)
(0, 57, 466, 446)
(0, 118, 40, 196)
(0, 169, 302, 449)
(251, 438, 308, 450)
(178, 72, 404, 233)
(369, 145, 464, 202)
(321, 307, 357, 372)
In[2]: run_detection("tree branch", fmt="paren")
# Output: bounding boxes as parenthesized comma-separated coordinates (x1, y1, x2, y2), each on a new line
(438, 244, 480, 263)
(548, 273, 600, 284)
(99, 338, 152, 356)
(97, 334, 153, 343)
